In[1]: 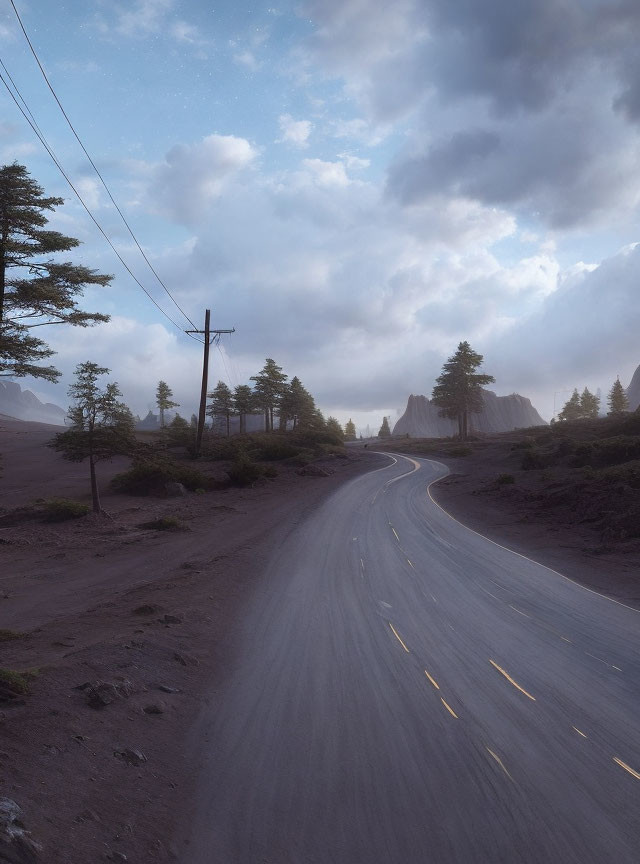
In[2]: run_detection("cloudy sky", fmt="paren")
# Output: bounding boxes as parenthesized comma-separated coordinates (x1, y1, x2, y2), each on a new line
(2, 0, 639, 431)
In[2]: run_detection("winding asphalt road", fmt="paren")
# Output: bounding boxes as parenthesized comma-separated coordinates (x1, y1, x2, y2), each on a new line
(186, 453, 640, 863)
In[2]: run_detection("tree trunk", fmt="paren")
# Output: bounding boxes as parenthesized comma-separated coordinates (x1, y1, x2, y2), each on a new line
(226, 414, 230, 437)
(89, 455, 101, 513)
(264, 409, 270, 433)
(293, 415, 298, 430)
(462, 410, 468, 441)
(159, 407, 164, 428)
(240, 413, 245, 434)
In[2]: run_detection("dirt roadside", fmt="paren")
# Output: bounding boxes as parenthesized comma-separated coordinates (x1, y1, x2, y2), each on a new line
(0, 417, 384, 862)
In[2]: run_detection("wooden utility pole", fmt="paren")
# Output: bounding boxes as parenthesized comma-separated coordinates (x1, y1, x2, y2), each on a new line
(187, 309, 235, 456)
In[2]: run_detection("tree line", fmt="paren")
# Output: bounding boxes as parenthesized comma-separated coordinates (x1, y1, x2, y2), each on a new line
(557, 379, 629, 421)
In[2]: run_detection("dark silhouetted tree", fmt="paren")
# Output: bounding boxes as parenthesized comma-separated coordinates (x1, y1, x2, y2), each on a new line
(558, 389, 582, 421)
(580, 387, 600, 419)
(344, 419, 357, 441)
(326, 416, 344, 439)
(607, 378, 629, 415)
(432, 342, 494, 440)
(0, 163, 110, 381)
(378, 416, 391, 438)
(207, 380, 234, 436)
(232, 384, 254, 434)
(156, 380, 179, 427)
(251, 359, 288, 432)
(50, 362, 135, 512)
(280, 376, 316, 430)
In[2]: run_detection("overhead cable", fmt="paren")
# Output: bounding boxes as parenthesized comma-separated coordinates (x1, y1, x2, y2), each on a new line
(8, 0, 197, 331)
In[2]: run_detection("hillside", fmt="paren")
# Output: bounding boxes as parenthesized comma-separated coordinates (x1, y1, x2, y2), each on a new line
(393, 390, 546, 437)
(0, 380, 66, 425)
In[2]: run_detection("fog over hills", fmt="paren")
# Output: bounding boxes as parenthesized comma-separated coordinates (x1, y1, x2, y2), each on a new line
(0, 381, 66, 426)
(393, 390, 546, 438)
(626, 364, 640, 412)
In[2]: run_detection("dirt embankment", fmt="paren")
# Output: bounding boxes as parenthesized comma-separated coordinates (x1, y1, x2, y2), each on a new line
(377, 417, 640, 609)
(0, 417, 383, 863)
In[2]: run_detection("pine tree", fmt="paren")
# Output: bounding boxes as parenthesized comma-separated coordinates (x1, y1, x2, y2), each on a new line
(431, 342, 495, 439)
(326, 416, 344, 440)
(558, 389, 582, 421)
(206, 380, 234, 436)
(580, 387, 600, 419)
(0, 163, 110, 381)
(279, 376, 316, 431)
(167, 413, 191, 446)
(250, 359, 288, 432)
(232, 384, 254, 434)
(608, 378, 629, 415)
(156, 381, 179, 428)
(378, 416, 391, 438)
(49, 362, 135, 512)
(344, 419, 357, 441)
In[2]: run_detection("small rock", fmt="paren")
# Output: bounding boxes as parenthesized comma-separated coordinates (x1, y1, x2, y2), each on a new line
(142, 703, 164, 715)
(0, 797, 42, 861)
(173, 652, 198, 667)
(165, 482, 187, 497)
(296, 464, 333, 477)
(114, 748, 147, 766)
(157, 684, 180, 694)
(75, 808, 100, 824)
(161, 613, 184, 625)
(106, 852, 128, 862)
(83, 679, 135, 709)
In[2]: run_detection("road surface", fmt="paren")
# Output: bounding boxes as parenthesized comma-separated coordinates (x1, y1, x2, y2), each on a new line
(185, 453, 640, 863)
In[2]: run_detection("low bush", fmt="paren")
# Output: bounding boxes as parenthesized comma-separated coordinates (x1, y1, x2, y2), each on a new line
(447, 446, 472, 457)
(139, 516, 186, 532)
(0, 630, 24, 642)
(41, 498, 90, 522)
(111, 459, 210, 496)
(496, 473, 515, 485)
(226, 451, 265, 486)
(521, 449, 547, 470)
(0, 667, 37, 697)
(574, 437, 640, 468)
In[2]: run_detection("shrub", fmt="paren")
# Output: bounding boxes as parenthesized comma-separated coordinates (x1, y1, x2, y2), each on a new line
(521, 449, 547, 470)
(574, 437, 640, 468)
(111, 459, 210, 496)
(511, 440, 533, 450)
(41, 498, 90, 522)
(226, 451, 265, 486)
(448, 446, 472, 457)
(0, 630, 24, 642)
(0, 668, 36, 696)
(496, 473, 515, 485)
(139, 516, 186, 532)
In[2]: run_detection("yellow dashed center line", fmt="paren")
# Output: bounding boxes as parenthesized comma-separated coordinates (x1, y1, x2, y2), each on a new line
(424, 670, 440, 690)
(441, 698, 458, 719)
(391, 527, 400, 542)
(389, 622, 410, 653)
(486, 747, 513, 781)
(613, 758, 640, 780)
(572, 726, 588, 738)
(489, 659, 536, 701)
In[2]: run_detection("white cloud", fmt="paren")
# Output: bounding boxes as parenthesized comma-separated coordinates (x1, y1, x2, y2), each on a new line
(141, 134, 257, 225)
(300, 158, 349, 187)
(277, 114, 312, 149)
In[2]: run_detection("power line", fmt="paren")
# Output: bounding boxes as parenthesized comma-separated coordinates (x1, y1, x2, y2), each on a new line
(7, 0, 197, 331)
(0, 62, 201, 341)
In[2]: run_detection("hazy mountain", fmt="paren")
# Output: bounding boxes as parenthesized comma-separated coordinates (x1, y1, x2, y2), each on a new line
(393, 390, 546, 438)
(0, 381, 66, 425)
(626, 364, 640, 411)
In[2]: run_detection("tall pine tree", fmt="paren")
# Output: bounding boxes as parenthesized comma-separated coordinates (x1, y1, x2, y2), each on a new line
(156, 380, 179, 428)
(251, 359, 288, 432)
(0, 163, 110, 381)
(432, 342, 494, 440)
(608, 378, 629, 415)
